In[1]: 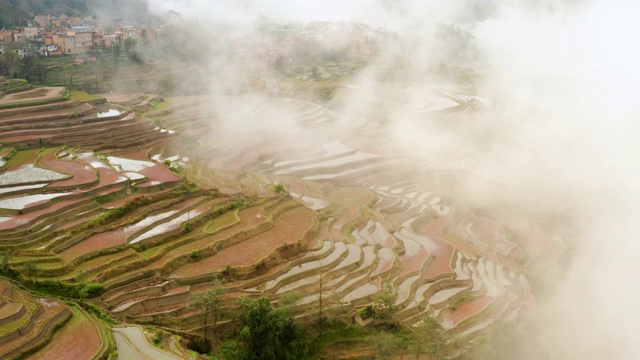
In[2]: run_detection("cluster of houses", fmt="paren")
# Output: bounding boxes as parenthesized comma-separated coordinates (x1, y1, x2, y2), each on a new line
(0, 12, 384, 76)
(0, 14, 159, 58)
(231, 21, 384, 72)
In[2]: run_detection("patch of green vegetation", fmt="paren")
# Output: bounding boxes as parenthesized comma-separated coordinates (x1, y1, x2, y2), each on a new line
(319, 323, 374, 346)
(79, 283, 103, 299)
(0, 79, 29, 92)
(204, 211, 238, 233)
(0, 310, 30, 337)
(451, 294, 478, 311)
(232, 198, 244, 209)
(273, 183, 286, 194)
(342, 225, 355, 236)
(317, 86, 336, 102)
(221, 264, 231, 275)
(171, 182, 200, 195)
(146, 99, 171, 114)
(79, 302, 116, 324)
(139, 245, 165, 259)
(69, 91, 103, 102)
(82, 196, 152, 230)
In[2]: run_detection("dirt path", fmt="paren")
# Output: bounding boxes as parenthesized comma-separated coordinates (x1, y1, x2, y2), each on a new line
(113, 325, 183, 360)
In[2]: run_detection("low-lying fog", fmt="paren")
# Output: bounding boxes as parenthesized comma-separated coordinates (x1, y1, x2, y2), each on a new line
(133, 1, 640, 358)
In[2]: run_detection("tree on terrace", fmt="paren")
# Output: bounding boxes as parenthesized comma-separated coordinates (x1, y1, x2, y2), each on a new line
(188, 276, 226, 347)
(124, 37, 136, 54)
(32, 60, 48, 84)
(23, 261, 41, 284)
(410, 315, 449, 360)
(372, 283, 396, 322)
(225, 296, 313, 360)
(1, 250, 10, 271)
(124, 37, 143, 63)
(373, 331, 401, 359)
(112, 43, 122, 63)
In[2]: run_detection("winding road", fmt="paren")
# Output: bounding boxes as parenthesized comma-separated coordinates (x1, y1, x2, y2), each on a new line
(113, 325, 184, 360)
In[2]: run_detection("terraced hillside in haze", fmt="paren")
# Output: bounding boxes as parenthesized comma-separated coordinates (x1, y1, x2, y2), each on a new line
(0, 77, 552, 358)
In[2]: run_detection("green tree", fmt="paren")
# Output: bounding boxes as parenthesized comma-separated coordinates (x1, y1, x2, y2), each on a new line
(462, 317, 547, 360)
(278, 291, 300, 309)
(0, 54, 13, 76)
(159, 76, 175, 95)
(1, 251, 10, 271)
(188, 277, 226, 346)
(124, 37, 143, 63)
(124, 37, 137, 54)
(23, 261, 41, 284)
(112, 43, 122, 62)
(232, 296, 312, 360)
(76, 270, 88, 286)
(3, 50, 19, 77)
(411, 316, 449, 360)
(79, 283, 102, 301)
(372, 283, 396, 321)
(373, 331, 400, 359)
(32, 60, 48, 84)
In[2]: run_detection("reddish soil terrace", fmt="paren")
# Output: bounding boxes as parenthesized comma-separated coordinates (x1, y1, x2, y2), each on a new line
(171, 207, 314, 277)
(0, 87, 63, 105)
(113, 149, 181, 186)
(398, 241, 429, 276)
(0, 302, 21, 318)
(418, 212, 481, 258)
(422, 237, 455, 279)
(0, 297, 67, 356)
(142, 206, 269, 273)
(0, 103, 91, 124)
(446, 295, 495, 326)
(329, 203, 359, 241)
(0, 85, 544, 354)
(286, 178, 307, 195)
(28, 308, 102, 360)
(328, 187, 374, 206)
(0, 198, 86, 230)
(58, 197, 208, 262)
(136, 163, 181, 186)
(38, 148, 97, 188)
(227, 144, 294, 171)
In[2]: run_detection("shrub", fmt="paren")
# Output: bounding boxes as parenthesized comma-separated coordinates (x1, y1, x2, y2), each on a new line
(79, 283, 103, 299)
(232, 198, 243, 209)
(221, 264, 231, 275)
(31, 279, 79, 298)
(81, 302, 116, 324)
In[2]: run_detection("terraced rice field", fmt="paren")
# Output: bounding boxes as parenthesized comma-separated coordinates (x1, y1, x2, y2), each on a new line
(0, 280, 72, 359)
(0, 82, 549, 356)
(28, 306, 104, 360)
